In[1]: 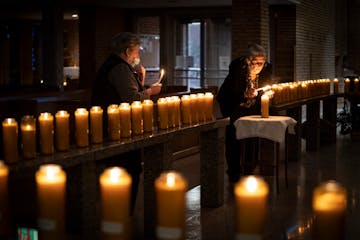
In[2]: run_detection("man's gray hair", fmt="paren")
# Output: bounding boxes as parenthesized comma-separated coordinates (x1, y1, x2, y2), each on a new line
(246, 43, 266, 59)
(111, 32, 141, 54)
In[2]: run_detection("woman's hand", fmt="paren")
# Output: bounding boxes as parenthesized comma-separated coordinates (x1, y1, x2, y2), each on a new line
(244, 88, 258, 99)
(134, 65, 146, 86)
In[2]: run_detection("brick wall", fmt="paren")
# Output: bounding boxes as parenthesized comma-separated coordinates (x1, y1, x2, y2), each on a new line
(270, 5, 295, 83)
(295, 0, 335, 81)
(270, 5, 296, 82)
(348, 0, 360, 74)
(79, 6, 131, 89)
(232, 0, 269, 59)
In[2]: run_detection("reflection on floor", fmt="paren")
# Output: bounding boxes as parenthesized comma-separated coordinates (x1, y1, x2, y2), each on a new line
(133, 132, 360, 240)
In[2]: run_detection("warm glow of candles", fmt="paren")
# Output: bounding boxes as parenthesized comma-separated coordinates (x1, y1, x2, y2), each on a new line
(90, 106, 103, 144)
(157, 98, 168, 130)
(38, 112, 54, 155)
(21, 115, 36, 159)
(172, 96, 181, 127)
(181, 95, 191, 125)
(190, 94, 199, 124)
(36, 164, 66, 240)
(100, 167, 132, 240)
(142, 100, 154, 132)
(155, 171, 188, 240)
(196, 93, 206, 122)
(354, 78, 359, 93)
(0, 161, 10, 235)
(312, 181, 347, 240)
(333, 78, 339, 94)
(107, 104, 120, 141)
(131, 101, 143, 135)
(2, 118, 18, 164)
(75, 108, 89, 147)
(234, 176, 269, 238)
(344, 78, 350, 94)
(261, 94, 269, 118)
(119, 103, 131, 138)
(55, 110, 70, 151)
(166, 97, 175, 128)
(204, 92, 214, 121)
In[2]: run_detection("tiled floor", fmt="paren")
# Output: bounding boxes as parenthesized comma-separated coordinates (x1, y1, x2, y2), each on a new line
(132, 130, 360, 239)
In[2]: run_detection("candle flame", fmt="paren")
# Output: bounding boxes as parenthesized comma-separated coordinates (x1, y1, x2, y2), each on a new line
(41, 164, 61, 181)
(245, 176, 258, 193)
(158, 69, 165, 83)
(109, 168, 122, 183)
(166, 173, 176, 187)
(58, 110, 67, 116)
(5, 118, 15, 124)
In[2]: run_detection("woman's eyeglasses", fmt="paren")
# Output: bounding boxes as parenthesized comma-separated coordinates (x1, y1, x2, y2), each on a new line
(250, 61, 265, 67)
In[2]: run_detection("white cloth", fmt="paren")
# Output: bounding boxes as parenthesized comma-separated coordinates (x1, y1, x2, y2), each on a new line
(234, 115, 297, 143)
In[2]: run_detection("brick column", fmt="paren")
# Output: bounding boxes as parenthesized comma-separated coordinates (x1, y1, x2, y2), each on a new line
(232, 0, 269, 59)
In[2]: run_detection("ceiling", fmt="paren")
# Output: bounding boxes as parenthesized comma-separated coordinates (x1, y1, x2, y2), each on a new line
(0, 0, 299, 20)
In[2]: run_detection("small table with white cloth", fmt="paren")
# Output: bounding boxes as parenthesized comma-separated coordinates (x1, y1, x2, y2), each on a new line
(234, 115, 297, 193)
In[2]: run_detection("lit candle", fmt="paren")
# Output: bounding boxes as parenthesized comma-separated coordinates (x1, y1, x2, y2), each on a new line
(90, 106, 103, 144)
(196, 93, 206, 122)
(172, 96, 181, 127)
(0, 161, 10, 236)
(166, 97, 175, 128)
(155, 171, 188, 240)
(74, 108, 89, 147)
(21, 115, 36, 159)
(142, 100, 154, 132)
(344, 78, 350, 94)
(157, 98, 168, 130)
(261, 94, 269, 118)
(2, 118, 18, 164)
(119, 103, 131, 138)
(312, 181, 347, 240)
(36, 164, 66, 240)
(38, 112, 54, 155)
(107, 104, 120, 141)
(131, 101, 143, 135)
(181, 95, 191, 125)
(277, 85, 284, 104)
(190, 94, 199, 124)
(354, 78, 359, 93)
(333, 78, 339, 94)
(100, 167, 132, 240)
(55, 110, 70, 151)
(234, 176, 269, 238)
(204, 92, 214, 121)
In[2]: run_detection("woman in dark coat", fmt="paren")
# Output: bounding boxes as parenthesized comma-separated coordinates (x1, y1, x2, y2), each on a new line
(91, 32, 162, 214)
(216, 43, 273, 183)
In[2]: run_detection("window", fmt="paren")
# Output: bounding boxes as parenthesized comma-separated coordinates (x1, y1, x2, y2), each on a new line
(174, 18, 231, 89)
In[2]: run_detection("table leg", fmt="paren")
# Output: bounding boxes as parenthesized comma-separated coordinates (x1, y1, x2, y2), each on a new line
(143, 141, 172, 239)
(286, 106, 302, 161)
(200, 127, 225, 208)
(306, 101, 320, 151)
(323, 97, 338, 143)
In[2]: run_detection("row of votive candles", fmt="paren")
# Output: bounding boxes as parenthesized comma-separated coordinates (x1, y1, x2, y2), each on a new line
(0, 161, 347, 239)
(1, 92, 214, 164)
(343, 77, 360, 94)
(271, 79, 331, 105)
(0, 161, 188, 240)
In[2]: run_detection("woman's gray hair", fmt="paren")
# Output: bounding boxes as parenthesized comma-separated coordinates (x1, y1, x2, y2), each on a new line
(246, 43, 266, 60)
(111, 32, 141, 54)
